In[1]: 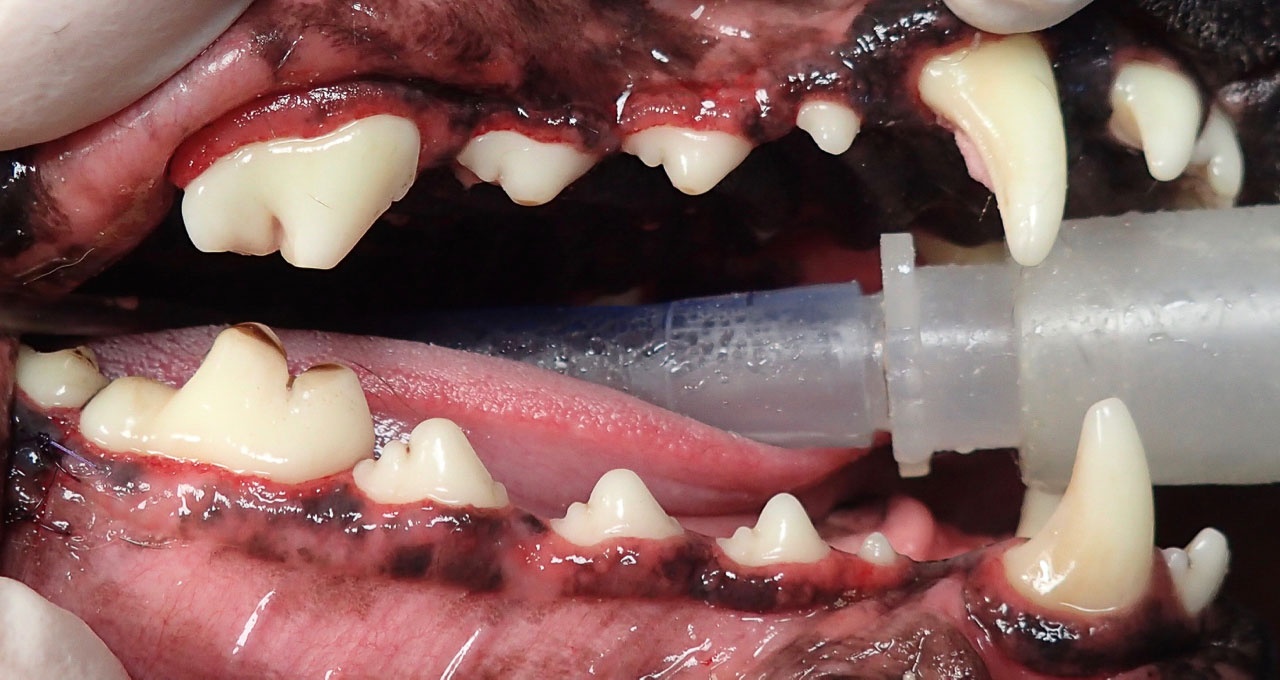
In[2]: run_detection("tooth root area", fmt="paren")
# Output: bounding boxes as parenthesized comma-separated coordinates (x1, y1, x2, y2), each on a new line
(1003, 398, 1155, 613)
(181, 114, 422, 270)
(622, 126, 752, 196)
(918, 34, 1067, 267)
(795, 101, 861, 156)
(550, 469, 683, 546)
(716, 493, 830, 567)
(79, 324, 375, 484)
(857, 531, 898, 567)
(16, 345, 109, 409)
(456, 131, 596, 206)
(1163, 528, 1230, 616)
(1186, 107, 1244, 206)
(1108, 61, 1203, 183)
(353, 418, 508, 508)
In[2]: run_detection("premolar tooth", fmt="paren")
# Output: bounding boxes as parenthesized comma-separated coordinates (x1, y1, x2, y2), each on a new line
(80, 324, 375, 484)
(717, 493, 830, 566)
(918, 35, 1067, 266)
(795, 101, 861, 155)
(15, 345, 109, 409)
(1162, 528, 1230, 616)
(857, 531, 898, 566)
(1003, 398, 1155, 613)
(456, 131, 596, 206)
(551, 469, 683, 546)
(1108, 61, 1202, 182)
(181, 115, 421, 269)
(352, 418, 508, 508)
(1186, 107, 1244, 207)
(622, 126, 752, 195)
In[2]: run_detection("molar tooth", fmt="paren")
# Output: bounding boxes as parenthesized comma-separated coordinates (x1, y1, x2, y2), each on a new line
(352, 418, 508, 508)
(716, 493, 830, 566)
(857, 531, 898, 566)
(1108, 61, 1202, 182)
(456, 131, 596, 206)
(1003, 398, 1155, 613)
(795, 101, 861, 155)
(1185, 107, 1244, 208)
(551, 469, 683, 546)
(15, 345, 109, 409)
(918, 35, 1067, 266)
(181, 115, 421, 269)
(622, 126, 752, 195)
(80, 324, 375, 484)
(1162, 528, 1230, 616)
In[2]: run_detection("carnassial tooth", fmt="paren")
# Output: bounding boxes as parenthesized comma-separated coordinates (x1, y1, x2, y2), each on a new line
(182, 115, 421, 269)
(551, 469, 683, 546)
(1015, 486, 1063, 539)
(1162, 528, 1230, 616)
(918, 35, 1067, 266)
(456, 131, 596, 206)
(1185, 107, 1244, 208)
(15, 345, 109, 409)
(1003, 398, 1155, 613)
(622, 126, 752, 195)
(1109, 61, 1202, 182)
(353, 418, 508, 508)
(80, 324, 375, 484)
(857, 531, 898, 566)
(717, 493, 830, 566)
(795, 101, 861, 155)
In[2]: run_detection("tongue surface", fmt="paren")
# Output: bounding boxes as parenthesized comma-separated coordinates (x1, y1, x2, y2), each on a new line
(87, 326, 863, 516)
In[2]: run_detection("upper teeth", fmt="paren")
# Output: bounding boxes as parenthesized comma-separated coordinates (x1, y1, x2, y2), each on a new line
(551, 468, 684, 546)
(456, 131, 597, 206)
(1161, 527, 1230, 617)
(795, 101, 861, 156)
(181, 115, 421, 270)
(1108, 61, 1203, 183)
(941, 0, 1095, 34)
(622, 126, 753, 195)
(352, 418, 509, 508)
(716, 493, 830, 566)
(15, 345, 109, 410)
(918, 34, 1068, 267)
(1185, 106, 1245, 208)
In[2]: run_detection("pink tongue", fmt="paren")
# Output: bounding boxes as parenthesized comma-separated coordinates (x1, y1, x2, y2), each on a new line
(87, 326, 864, 517)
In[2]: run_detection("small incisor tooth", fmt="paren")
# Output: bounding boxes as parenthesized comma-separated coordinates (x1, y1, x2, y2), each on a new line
(352, 418, 509, 508)
(795, 101, 861, 156)
(1003, 398, 1155, 613)
(622, 126, 752, 195)
(551, 469, 683, 546)
(918, 34, 1067, 266)
(456, 131, 596, 206)
(1109, 61, 1202, 183)
(15, 345, 109, 409)
(1162, 527, 1230, 616)
(717, 493, 830, 566)
(857, 531, 898, 566)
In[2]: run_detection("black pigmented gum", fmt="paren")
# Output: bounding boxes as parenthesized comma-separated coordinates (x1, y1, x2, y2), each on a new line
(0, 150, 39, 257)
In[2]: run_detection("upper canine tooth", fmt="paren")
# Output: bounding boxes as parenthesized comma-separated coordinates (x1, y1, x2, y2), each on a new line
(1186, 106, 1244, 208)
(456, 131, 596, 206)
(1162, 528, 1230, 616)
(181, 115, 421, 269)
(551, 469, 683, 546)
(352, 418, 509, 508)
(1108, 61, 1202, 182)
(80, 324, 375, 484)
(795, 101, 861, 155)
(15, 345, 109, 409)
(1003, 398, 1155, 613)
(857, 531, 898, 566)
(717, 493, 830, 566)
(622, 126, 752, 195)
(918, 35, 1067, 267)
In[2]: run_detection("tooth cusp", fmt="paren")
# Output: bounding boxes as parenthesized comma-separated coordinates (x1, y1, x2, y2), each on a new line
(857, 532, 898, 567)
(795, 101, 861, 156)
(1108, 61, 1202, 182)
(456, 130, 596, 206)
(353, 418, 508, 508)
(622, 126, 752, 195)
(1162, 527, 1230, 617)
(551, 469, 683, 546)
(717, 493, 830, 567)
(16, 345, 109, 409)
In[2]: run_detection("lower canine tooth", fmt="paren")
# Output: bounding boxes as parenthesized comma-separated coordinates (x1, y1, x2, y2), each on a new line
(622, 126, 752, 195)
(551, 469, 683, 546)
(918, 35, 1067, 266)
(857, 531, 898, 566)
(1015, 486, 1063, 539)
(717, 493, 830, 566)
(1162, 528, 1230, 616)
(1108, 61, 1202, 182)
(181, 115, 421, 269)
(15, 345, 109, 409)
(795, 101, 861, 155)
(80, 324, 375, 484)
(1003, 398, 1155, 613)
(456, 131, 596, 206)
(353, 418, 508, 508)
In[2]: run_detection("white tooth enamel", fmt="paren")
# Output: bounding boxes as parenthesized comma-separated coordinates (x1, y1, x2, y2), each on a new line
(15, 345, 109, 409)
(182, 115, 421, 269)
(1162, 528, 1230, 616)
(456, 131, 596, 206)
(716, 493, 830, 566)
(918, 35, 1067, 267)
(941, 0, 1094, 34)
(1015, 486, 1064, 539)
(1004, 398, 1155, 613)
(795, 101, 861, 156)
(857, 531, 897, 566)
(79, 324, 375, 484)
(622, 126, 752, 195)
(1186, 107, 1244, 207)
(1109, 61, 1203, 182)
(551, 469, 683, 546)
(352, 418, 509, 508)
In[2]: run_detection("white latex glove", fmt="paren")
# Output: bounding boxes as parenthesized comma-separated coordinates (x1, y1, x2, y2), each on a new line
(0, 577, 130, 679)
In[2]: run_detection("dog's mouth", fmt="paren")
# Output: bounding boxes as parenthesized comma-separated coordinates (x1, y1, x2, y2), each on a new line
(0, 0, 1278, 677)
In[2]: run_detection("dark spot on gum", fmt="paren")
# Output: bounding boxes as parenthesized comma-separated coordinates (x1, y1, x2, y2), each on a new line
(388, 544, 434, 578)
